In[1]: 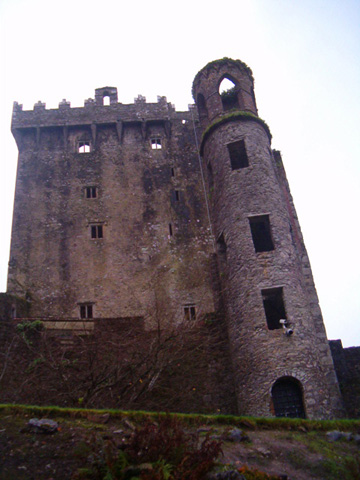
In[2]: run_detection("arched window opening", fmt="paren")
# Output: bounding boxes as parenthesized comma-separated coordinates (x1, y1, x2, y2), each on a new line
(219, 77, 239, 111)
(103, 94, 110, 106)
(78, 141, 91, 153)
(196, 93, 208, 119)
(271, 377, 305, 418)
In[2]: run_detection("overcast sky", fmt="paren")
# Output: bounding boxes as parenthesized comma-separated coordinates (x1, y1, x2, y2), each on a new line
(0, 0, 359, 347)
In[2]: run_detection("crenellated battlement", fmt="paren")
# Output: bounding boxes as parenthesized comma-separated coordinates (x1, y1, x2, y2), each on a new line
(11, 87, 191, 133)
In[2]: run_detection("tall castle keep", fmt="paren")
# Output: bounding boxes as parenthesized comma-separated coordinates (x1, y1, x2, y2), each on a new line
(6, 58, 345, 418)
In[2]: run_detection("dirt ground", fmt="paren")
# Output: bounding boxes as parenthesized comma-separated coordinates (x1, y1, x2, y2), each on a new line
(0, 411, 359, 480)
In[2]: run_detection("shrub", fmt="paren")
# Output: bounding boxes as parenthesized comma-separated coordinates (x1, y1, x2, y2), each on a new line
(125, 415, 223, 480)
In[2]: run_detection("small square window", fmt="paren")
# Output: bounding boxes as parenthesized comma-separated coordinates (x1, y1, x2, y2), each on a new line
(249, 215, 274, 252)
(261, 287, 286, 330)
(184, 305, 196, 321)
(91, 225, 103, 239)
(79, 304, 93, 319)
(78, 141, 91, 153)
(227, 139, 248, 169)
(151, 138, 162, 150)
(85, 186, 97, 199)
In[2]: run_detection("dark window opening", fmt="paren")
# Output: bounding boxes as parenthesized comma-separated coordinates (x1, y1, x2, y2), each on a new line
(80, 304, 93, 319)
(227, 139, 249, 170)
(272, 378, 305, 418)
(207, 162, 214, 191)
(219, 77, 239, 111)
(171, 167, 175, 177)
(91, 225, 103, 239)
(86, 186, 97, 199)
(251, 86, 256, 104)
(217, 233, 227, 258)
(196, 93, 208, 119)
(262, 287, 286, 330)
(184, 305, 196, 321)
(175, 190, 180, 201)
(249, 215, 274, 252)
(151, 138, 162, 150)
(169, 223, 173, 237)
(78, 141, 91, 153)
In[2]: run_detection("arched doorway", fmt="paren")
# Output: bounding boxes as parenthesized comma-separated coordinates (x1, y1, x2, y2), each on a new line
(271, 377, 305, 418)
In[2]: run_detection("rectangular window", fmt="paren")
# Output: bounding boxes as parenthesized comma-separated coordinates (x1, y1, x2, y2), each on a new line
(184, 305, 196, 321)
(169, 223, 173, 237)
(174, 190, 180, 201)
(78, 141, 91, 153)
(91, 225, 103, 239)
(151, 138, 162, 150)
(227, 139, 249, 170)
(249, 215, 274, 252)
(171, 167, 175, 177)
(80, 304, 93, 319)
(261, 287, 286, 330)
(85, 186, 97, 199)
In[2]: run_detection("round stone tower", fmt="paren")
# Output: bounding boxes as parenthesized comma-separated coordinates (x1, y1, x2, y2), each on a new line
(192, 58, 344, 419)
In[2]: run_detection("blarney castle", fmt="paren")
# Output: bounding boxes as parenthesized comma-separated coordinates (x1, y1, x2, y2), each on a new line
(1, 58, 358, 418)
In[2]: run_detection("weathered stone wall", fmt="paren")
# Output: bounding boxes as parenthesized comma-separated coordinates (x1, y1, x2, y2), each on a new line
(330, 340, 360, 417)
(9, 97, 214, 327)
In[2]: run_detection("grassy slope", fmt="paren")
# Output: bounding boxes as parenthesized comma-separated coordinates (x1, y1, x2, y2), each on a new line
(0, 404, 359, 480)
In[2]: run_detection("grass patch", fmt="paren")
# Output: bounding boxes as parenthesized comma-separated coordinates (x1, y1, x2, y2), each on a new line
(1, 404, 360, 432)
(199, 111, 272, 155)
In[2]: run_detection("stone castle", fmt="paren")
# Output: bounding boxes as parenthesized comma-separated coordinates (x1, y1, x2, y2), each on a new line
(2, 58, 352, 418)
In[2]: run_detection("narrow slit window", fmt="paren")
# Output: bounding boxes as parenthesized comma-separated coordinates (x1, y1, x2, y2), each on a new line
(261, 287, 286, 330)
(184, 305, 196, 321)
(249, 215, 274, 252)
(227, 139, 249, 170)
(80, 304, 93, 319)
(78, 141, 91, 153)
(169, 223, 173, 237)
(217, 233, 227, 258)
(207, 162, 214, 190)
(175, 190, 180, 201)
(171, 167, 175, 177)
(151, 138, 162, 150)
(91, 225, 103, 239)
(85, 186, 97, 199)
(196, 93, 208, 119)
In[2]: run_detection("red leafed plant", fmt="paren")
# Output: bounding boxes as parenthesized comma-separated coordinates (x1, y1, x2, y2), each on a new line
(125, 415, 223, 480)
